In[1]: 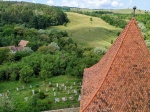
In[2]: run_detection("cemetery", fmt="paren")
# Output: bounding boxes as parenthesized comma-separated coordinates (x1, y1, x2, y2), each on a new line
(0, 75, 82, 111)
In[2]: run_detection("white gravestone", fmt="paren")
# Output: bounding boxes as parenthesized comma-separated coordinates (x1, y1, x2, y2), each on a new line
(62, 83, 64, 87)
(69, 96, 74, 100)
(16, 87, 19, 91)
(62, 97, 67, 101)
(78, 95, 81, 101)
(70, 86, 72, 89)
(56, 83, 58, 87)
(54, 92, 56, 96)
(0, 94, 3, 97)
(22, 86, 25, 90)
(67, 90, 70, 94)
(39, 89, 40, 92)
(64, 86, 67, 90)
(24, 97, 28, 101)
(32, 90, 35, 95)
(74, 82, 76, 85)
(46, 88, 48, 92)
(53, 88, 55, 91)
(74, 90, 77, 95)
(30, 85, 32, 88)
(55, 98, 60, 103)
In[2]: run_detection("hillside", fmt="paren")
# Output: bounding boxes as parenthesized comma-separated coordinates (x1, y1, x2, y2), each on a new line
(0, 1, 68, 29)
(52, 12, 121, 48)
(70, 8, 146, 14)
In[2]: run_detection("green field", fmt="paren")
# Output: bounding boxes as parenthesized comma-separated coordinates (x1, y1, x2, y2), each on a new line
(0, 75, 82, 111)
(51, 12, 121, 48)
(71, 8, 145, 14)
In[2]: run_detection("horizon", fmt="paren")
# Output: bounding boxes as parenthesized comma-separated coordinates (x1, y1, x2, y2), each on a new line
(2, 0, 150, 11)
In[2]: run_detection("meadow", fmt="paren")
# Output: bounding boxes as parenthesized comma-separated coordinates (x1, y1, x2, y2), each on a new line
(51, 12, 121, 48)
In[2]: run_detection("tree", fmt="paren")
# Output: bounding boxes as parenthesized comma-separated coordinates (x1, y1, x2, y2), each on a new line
(0, 47, 10, 64)
(39, 69, 50, 80)
(19, 65, 33, 83)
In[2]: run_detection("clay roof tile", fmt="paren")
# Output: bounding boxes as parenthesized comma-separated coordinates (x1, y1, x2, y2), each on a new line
(80, 18, 150, 112)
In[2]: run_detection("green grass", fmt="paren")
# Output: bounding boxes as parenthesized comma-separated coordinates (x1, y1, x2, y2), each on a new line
(105, 9, 145, 14)
(0, 75, 82, 111)
(70, 8, 146, 14)
(50, 12, 121, 48)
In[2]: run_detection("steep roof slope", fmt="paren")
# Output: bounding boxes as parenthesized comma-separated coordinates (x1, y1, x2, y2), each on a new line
(18, 40, 29, 47)
(80, 18, 150, 112)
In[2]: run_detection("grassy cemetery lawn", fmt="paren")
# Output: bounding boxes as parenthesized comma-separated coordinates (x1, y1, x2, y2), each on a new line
(0, 75, 82, 111)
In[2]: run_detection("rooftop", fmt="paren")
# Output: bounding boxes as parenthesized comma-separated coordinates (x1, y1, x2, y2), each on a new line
(80, 18, 150, 111)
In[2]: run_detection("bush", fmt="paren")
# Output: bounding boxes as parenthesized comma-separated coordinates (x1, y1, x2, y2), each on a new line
(37, 92, 46, 99)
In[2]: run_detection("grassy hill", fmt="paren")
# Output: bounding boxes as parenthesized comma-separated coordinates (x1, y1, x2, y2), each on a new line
(51, 12, 121, 48)
(104, 9, 145, 14)
(70, 8, 146, 14)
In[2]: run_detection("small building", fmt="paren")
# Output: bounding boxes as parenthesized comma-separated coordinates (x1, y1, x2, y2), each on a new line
(18, 40, 29, 47)
(9, 40, 29, 53)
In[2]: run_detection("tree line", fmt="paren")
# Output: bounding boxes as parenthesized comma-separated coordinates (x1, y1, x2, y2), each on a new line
(0, 1, 69, 29)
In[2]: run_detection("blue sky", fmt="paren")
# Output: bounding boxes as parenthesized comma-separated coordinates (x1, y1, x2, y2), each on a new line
(3, 0, 150, 10)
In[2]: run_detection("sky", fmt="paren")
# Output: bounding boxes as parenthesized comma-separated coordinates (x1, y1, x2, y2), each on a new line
(3, 0, 150, 10)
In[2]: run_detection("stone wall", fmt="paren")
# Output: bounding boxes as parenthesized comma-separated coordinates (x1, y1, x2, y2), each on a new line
(44, 107, 80, 112)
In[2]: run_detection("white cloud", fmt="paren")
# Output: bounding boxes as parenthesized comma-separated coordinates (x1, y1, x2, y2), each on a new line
(61, 0, 124, 9)
(47, 0, 54, 5)
(62, 0, 79, 7)
(32, 0, 35, 3)
(111, 0, 123, 7)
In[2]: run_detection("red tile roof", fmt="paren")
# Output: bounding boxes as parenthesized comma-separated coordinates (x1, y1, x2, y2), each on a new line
(80, 18, 150, 112)
(18, 40, 29, 47)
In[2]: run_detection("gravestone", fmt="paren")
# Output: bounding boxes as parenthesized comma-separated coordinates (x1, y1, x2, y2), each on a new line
(32, 90, 35, 95)
(30, 85, 32, 88)
(54, 92, 56, 96)
(16, 87, 19, 91)
(62, 83, 64, 87)
(0, 94, 3, 97)
(22, 86, 24, 89)
(49, 82, 51, 85)
(64, 86, 67, 90)
(24, 97, 28, 101)
(55, 98, 60, 103)
(78, 95, 81, 101)
(69, 96, 74, 100)
(56, 83, 59, 88)
(53, 88, 55, 91)
(74, 90, 77, 95)
(39, 89, 40, 92)
(70, 85, 72, 89)
(74, 82, 76, 85)
(62, 97, 67, 101)
(67, 90, 70, 94)
(46, 88, 48, 92)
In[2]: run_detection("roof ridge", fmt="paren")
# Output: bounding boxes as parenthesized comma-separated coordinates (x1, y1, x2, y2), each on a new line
(81, 18, 135, 112)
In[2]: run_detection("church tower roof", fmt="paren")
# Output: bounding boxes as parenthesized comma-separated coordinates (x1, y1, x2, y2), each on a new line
(80, 18, 150, 112)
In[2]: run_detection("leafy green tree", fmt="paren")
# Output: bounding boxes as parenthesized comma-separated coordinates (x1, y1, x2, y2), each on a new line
(39, 69, 50, 80)
(19, 65, 33, 83)
(0, 47, 10, 64)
